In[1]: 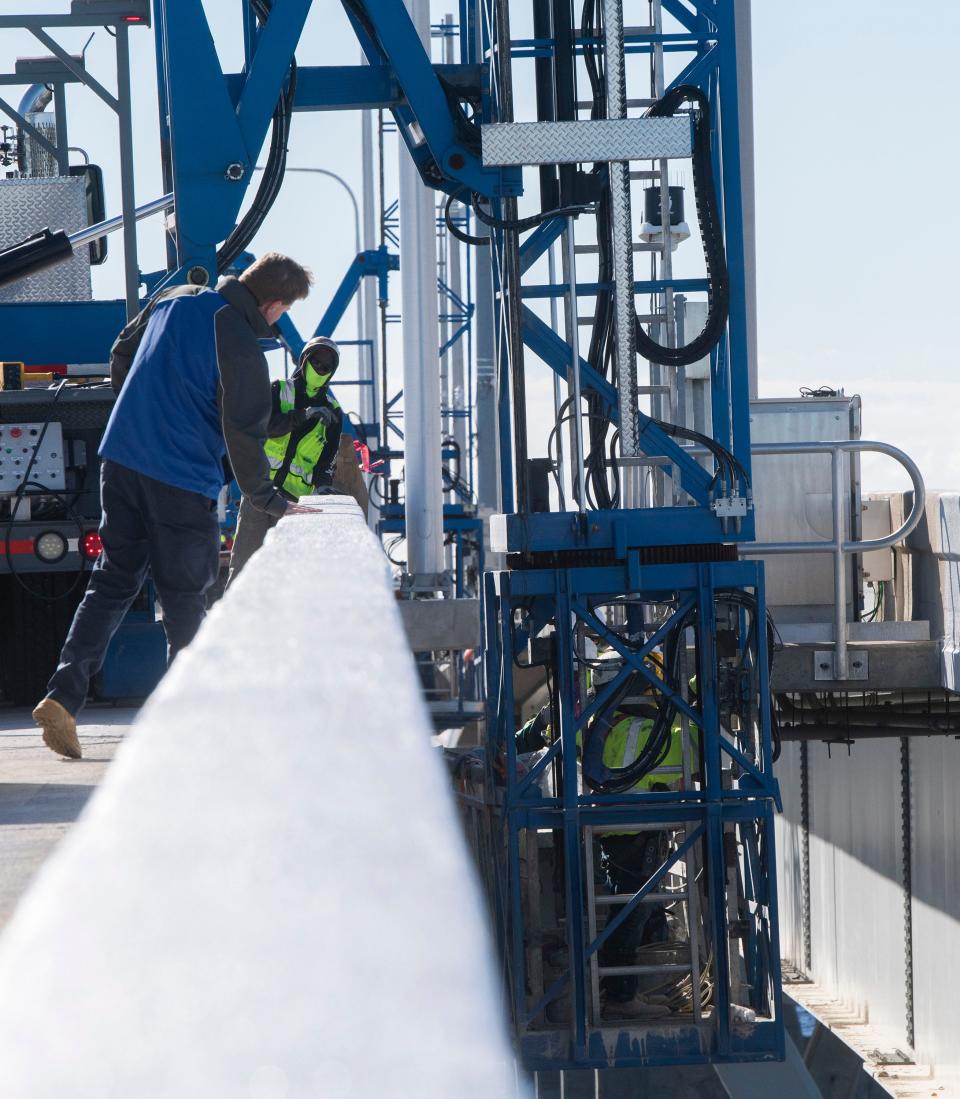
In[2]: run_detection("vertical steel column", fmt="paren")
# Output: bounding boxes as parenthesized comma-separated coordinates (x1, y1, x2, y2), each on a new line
(734, 0, 759, 400)
(442, 16, 468, 468)
(52, 85, 69, 176)
(114, 21, 140, 319)
(697, 566, 731, 1054)
(361, 83, 380, 445)
(495, 0, 529, 515)
(474, 0, 500, 514)
(563, 221, 586, 512)
(475, 225, 501, 512)
(716, 0, 753, 494)
(152, 0, 177, 272)
(399, 0, 445, 583)
(601, 0, 639, 491)
(448, 215, 467, 461)
(831, 448, 848, 679)
(547, 243, 568, 506)
(555, 579, 587, 1057)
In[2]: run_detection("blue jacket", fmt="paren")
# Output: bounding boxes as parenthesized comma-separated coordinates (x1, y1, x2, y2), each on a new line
(100, 278, 287, 517)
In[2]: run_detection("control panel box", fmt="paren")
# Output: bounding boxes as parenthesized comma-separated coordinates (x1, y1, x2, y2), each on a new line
(0, 422, 66, 495)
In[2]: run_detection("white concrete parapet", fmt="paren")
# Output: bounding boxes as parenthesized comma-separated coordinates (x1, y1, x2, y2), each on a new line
(0, 496, 522, 1098)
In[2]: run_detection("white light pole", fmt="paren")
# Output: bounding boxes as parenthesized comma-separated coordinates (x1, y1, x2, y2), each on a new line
(253, 165, 367, 420)
(398, 0, 445, 589)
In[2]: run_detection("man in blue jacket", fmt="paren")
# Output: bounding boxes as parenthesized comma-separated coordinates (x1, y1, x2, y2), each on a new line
(32, 252, 313, 760)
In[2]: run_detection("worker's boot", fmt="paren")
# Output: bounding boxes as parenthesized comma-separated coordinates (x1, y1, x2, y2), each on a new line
(32, 697, 81, 760)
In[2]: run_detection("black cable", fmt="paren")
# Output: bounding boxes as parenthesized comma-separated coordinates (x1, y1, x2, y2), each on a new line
(470, 192, 591, 235)
(217, 0, 297, 272)
(579, 0, 618, 511)
(546, 400, 624, 511)
(634, 85, 730, 367)
(650, 416, 749, 489)
(583, 590, 778, 790)
(444, 190, 489, 246)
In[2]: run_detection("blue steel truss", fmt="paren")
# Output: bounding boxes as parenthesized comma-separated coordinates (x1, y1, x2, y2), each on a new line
(477, 559, 783, 1070)
(0, 0, 783, 1073)
(472, 0, 784, 1072)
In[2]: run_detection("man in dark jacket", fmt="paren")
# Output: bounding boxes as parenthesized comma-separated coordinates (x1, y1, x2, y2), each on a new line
(32, 252, 313, 759)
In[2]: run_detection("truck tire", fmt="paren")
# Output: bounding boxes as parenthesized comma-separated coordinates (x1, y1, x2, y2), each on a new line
(0, 573, 86, 707)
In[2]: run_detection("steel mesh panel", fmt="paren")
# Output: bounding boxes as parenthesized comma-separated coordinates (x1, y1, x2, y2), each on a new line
(24, 112, 58, 178)
(481, 117, 692, 166)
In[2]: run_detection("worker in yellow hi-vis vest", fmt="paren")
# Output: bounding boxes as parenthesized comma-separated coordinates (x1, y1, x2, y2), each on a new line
(228, 336, 342, 583)
(516, 666, 692, 1014)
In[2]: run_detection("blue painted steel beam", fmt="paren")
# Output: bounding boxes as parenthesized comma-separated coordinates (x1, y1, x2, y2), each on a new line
(157, 0, 252, 269)
(520, 305, 617, 411)
(520, 307, 715, 501)
(312, 248, 398, 340)
(0, 300, 126, 365)
(352, 0, 518, 198)
(224, 63, 482, 113)
(518, 217, 566, 274)
(235, 0, 311, 152)
(521, 278, 709, 299)
(669, 42, 719, 91)
(661, 0, 699, 32)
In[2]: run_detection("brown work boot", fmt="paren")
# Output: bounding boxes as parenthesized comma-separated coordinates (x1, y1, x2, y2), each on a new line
(32, 697, 81, 760)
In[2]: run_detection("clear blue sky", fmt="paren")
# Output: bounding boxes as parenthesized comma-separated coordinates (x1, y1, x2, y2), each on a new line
(1, 1, 955, 489)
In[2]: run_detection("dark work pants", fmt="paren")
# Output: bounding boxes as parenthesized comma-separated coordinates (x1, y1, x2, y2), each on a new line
(225, 494, 279, 588)
(46, 459, 220, 715)
(599, 831, 669, 1002)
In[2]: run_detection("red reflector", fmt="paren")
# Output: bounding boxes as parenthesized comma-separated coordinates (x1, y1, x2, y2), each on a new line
(0, 539, 34, 555)
(123, 15, 145, 22)
(83, 531, 103, 560)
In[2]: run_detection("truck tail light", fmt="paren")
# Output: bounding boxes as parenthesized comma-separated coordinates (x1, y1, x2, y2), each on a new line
(83, 531, 103, 560)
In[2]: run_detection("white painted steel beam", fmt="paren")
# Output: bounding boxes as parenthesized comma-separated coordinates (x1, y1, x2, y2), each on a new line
(399, 0, 445, 585)
(0, 498, 521, 1097)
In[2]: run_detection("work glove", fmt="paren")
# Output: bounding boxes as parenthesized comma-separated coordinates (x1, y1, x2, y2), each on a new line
(304, 405, 336, 428)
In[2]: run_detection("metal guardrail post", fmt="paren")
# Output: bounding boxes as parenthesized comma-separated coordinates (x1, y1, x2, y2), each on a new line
(832, 447, 848, 678)
(741, 439, 926, 681)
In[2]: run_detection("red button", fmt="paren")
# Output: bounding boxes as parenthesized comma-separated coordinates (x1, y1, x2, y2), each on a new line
(10, 428, 22, 439)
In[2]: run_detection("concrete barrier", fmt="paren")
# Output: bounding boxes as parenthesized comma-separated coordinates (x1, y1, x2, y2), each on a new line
(0, 496, 522, 1098)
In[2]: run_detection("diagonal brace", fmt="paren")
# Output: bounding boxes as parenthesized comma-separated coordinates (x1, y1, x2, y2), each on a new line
(586, 825, 704, 959)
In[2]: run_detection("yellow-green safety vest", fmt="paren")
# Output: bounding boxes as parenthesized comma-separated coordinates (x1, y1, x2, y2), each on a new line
(264, 377, 341, 499)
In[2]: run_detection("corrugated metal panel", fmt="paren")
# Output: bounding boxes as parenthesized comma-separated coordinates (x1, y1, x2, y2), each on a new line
(0, 176, 91, 304)
(24, 112, 58, 178)
(909, 736, 960, 1083)
(804, 739, 905, 1036)
(750, 397, 859, 612)
(776, 734, 960, 1083)
(773, 742, 805, 967)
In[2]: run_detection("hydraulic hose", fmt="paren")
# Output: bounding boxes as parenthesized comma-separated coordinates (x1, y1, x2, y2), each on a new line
(217, 0, 296, 272)
(636, 84, 730, 367)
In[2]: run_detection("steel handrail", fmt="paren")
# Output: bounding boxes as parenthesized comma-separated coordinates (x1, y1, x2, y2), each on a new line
(740, 439, 925, 680)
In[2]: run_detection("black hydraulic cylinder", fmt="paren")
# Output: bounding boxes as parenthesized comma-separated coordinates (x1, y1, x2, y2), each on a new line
(0, 228, 73, 290)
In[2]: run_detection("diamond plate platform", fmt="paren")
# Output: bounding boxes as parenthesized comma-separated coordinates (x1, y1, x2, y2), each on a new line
(0, 176, 91, 303)
(481, 116, 693, 166)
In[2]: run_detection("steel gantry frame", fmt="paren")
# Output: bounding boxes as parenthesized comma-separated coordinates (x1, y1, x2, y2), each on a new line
(471, 0, 784, 1072)
(0, 0, 782, 1075)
